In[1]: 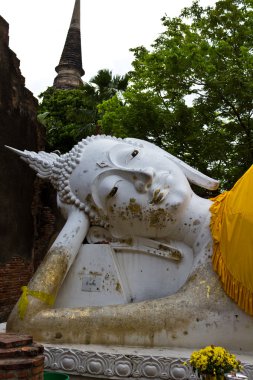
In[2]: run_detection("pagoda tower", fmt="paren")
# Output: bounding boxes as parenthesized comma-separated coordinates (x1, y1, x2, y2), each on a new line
(53, 0, 84, 89)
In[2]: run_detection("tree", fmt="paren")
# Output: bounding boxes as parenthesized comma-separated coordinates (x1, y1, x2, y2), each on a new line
(38, 69, 128, 152)
(99, 0, 253, 190)
(86, 69, 129, 103)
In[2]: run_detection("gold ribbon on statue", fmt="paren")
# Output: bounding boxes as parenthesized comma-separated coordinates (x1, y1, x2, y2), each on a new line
(210, 165, 253, 316)
(18, 286, 55, 320)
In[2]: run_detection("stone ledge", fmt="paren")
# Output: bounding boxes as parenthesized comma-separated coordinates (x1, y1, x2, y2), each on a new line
(44, 344, 253, 380)
(1, 325, 251, 379)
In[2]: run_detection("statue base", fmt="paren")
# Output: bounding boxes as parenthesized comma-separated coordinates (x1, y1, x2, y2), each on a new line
(1, 324, 252, 379)
(43, 343, 253, 380)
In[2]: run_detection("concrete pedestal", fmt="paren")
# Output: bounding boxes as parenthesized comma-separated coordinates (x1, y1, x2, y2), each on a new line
(44, 343, 253, 380)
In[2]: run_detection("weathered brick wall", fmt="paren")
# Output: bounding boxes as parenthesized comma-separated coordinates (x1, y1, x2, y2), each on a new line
(0, 257, 33, 322)
(0, 15, 60, 322)
(32, 181, 63, 272)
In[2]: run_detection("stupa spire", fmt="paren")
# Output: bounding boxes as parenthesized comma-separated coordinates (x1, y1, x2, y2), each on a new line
(53, 0, 85, 89)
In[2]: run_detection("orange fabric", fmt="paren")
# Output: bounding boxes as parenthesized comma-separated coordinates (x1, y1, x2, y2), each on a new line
(210, 165, 253, 315)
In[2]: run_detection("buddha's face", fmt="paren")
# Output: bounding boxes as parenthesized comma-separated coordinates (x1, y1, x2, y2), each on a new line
(69, 137, 192, 239)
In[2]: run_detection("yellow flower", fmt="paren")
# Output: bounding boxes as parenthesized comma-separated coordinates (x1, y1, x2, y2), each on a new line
(189, 346, 242, 376)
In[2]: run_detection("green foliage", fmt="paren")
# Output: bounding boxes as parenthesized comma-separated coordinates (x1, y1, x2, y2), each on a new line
(38, 69, 129, 153)
(100, 0, 253, 190)
(38, 87, 96, 152)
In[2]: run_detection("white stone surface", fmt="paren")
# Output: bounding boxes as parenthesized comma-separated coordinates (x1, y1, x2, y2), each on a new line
(55, 244, 127, 307)
(43, 342, 253, 362)
(55, 240, 193, 308)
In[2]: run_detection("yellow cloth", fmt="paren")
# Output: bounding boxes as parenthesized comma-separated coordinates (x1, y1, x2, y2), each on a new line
(210, 165, 253, 315)
(18, 286, 55, 320)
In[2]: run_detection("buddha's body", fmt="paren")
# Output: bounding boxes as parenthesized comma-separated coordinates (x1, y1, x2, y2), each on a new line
(6, 136, 253, 352)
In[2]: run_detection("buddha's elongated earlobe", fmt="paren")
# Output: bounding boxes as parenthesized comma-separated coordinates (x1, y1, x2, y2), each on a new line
(164, 152, 219, 190)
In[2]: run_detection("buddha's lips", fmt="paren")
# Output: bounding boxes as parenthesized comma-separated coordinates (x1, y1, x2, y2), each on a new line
(150, 187, 169, 204)
(150, 172, 172, 204)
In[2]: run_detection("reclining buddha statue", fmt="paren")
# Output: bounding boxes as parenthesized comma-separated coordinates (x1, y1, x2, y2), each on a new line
(6, 135, 253, 351)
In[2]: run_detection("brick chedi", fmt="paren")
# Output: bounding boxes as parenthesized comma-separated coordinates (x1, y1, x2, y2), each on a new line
(53, 0, 85, 89)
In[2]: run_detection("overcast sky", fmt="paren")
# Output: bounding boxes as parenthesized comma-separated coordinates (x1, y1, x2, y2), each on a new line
(1, 0, 217, 98)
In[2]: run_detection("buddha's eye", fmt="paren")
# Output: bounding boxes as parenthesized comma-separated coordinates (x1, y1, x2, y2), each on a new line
(107, 186, 118, 198)
(131, 149, 139, 158)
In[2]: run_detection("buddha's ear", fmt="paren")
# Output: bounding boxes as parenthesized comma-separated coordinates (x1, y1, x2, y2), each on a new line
(5, 146, 58, 179)
(165, 152, 219, 190)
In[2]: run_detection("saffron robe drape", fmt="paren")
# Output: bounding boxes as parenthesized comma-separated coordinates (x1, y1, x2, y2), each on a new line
(210, 165, 253, 315)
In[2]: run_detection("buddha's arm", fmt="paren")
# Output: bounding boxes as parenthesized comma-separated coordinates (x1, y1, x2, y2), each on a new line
(12, 261, 228, 346)
(7, 206, 89, 332)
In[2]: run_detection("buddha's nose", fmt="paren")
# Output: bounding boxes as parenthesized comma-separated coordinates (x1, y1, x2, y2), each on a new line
(133, 167, 155, 193)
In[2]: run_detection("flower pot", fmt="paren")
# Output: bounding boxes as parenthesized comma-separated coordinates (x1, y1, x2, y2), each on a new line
(202, 375, 224, 380)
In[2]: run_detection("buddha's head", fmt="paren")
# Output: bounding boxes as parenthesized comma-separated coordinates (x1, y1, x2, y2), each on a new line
(7, 135, 219, 239)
